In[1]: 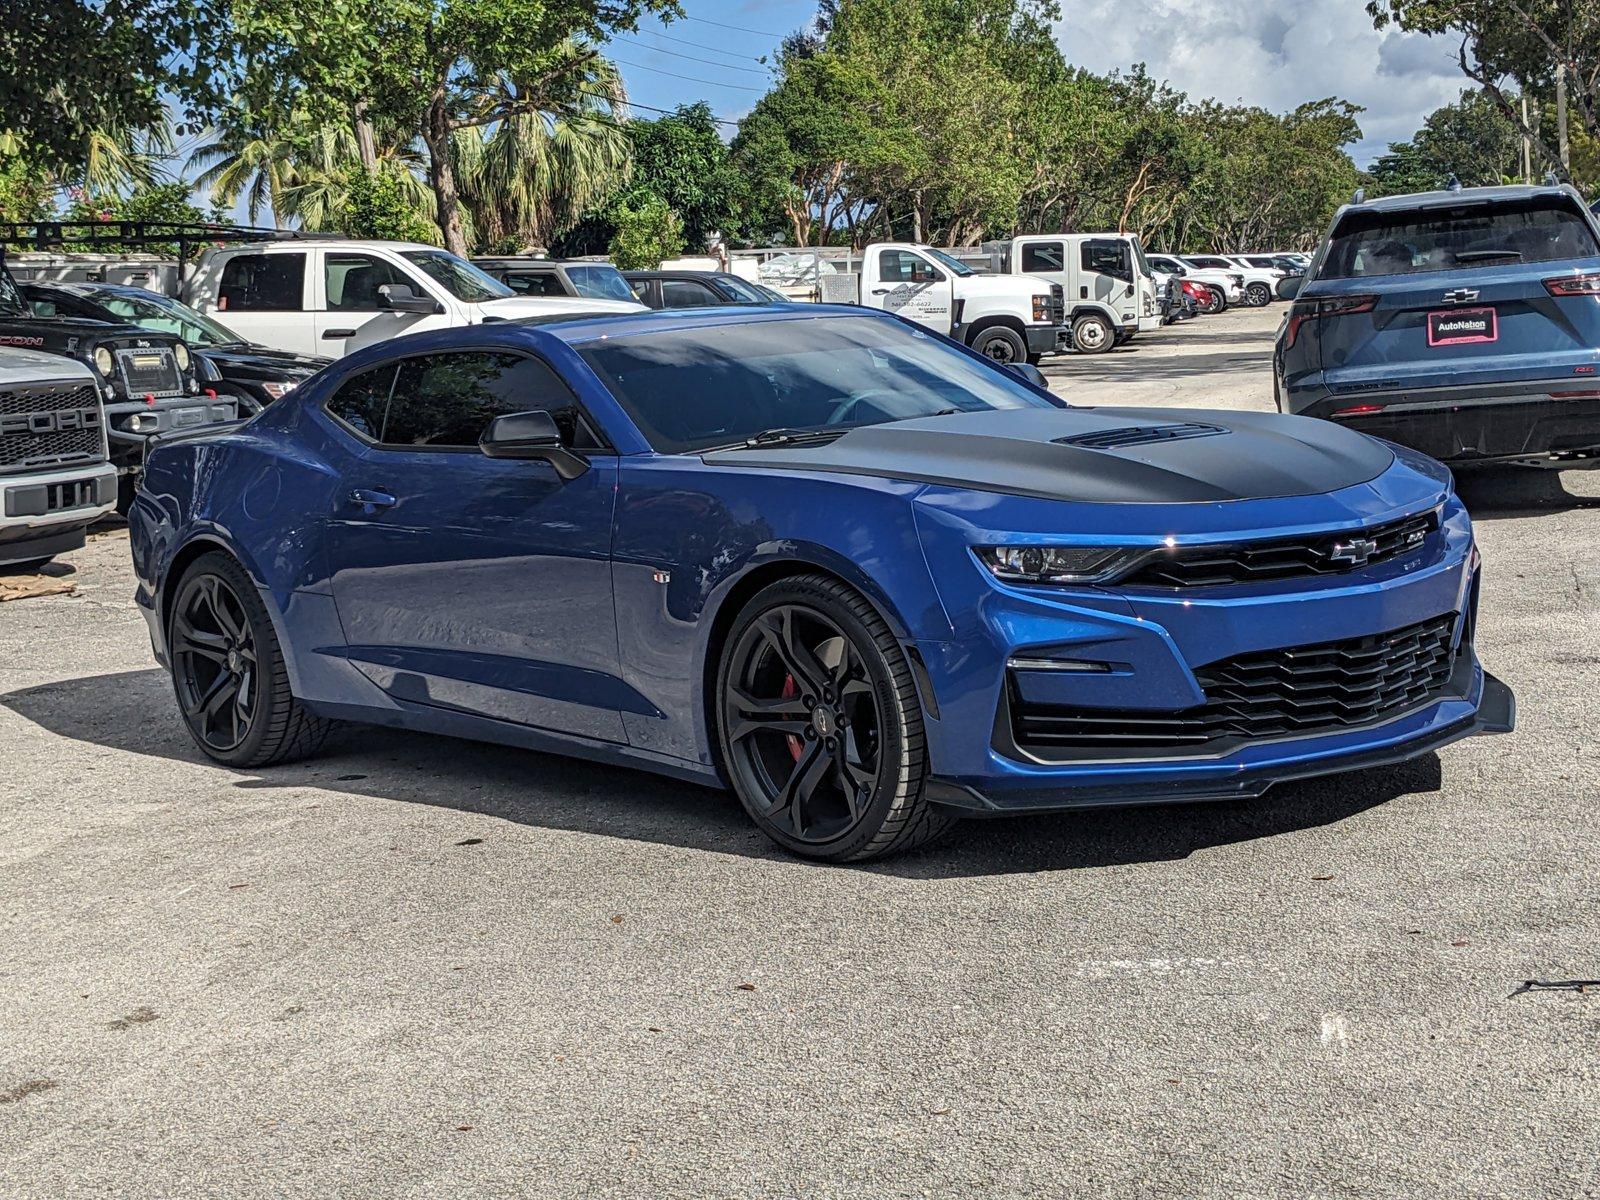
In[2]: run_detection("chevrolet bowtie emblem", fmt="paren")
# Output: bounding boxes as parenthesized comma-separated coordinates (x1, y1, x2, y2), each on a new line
(1329, 537, 1379, 566)
(1442, 288, 1479, 304)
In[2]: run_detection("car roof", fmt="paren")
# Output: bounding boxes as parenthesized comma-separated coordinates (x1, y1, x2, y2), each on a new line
(473, 257, 616, 268)
(515, 303, 861, 344)
(1344, 183, 1584, 214)
(621, 269, 739, 280)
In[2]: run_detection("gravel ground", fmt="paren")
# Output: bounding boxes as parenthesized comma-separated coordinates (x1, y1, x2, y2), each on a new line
(2, 305, 1598, 1199)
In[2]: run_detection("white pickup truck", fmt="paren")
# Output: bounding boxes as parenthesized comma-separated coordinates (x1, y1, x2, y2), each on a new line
(851, 243, 1068, 365)
(1003, 233, 1163, 353)
(0, 348, 116, 569)
(184, 239, 645, 358)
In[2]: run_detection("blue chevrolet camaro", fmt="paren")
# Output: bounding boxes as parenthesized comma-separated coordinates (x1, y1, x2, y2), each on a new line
(128, 305, 1514, 861)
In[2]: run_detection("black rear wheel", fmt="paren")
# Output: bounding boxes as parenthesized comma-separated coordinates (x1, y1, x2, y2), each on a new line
(716, 575, 953, 861)
(168, 551, 330, 767)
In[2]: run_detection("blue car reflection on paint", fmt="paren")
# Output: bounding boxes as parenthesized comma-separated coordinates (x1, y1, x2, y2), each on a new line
(129, 305, 1514, 862)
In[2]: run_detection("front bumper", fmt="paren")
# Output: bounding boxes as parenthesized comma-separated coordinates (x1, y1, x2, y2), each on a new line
(1025, 324, 1072, 356)
(105, 395, 242, 470)
(1294, 385, 1600, 467)
(926, 663, 1513, 815)
(0, 462, 117, 564)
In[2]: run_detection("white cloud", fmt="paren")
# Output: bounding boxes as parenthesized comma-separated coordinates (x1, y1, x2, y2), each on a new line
(1055, 0, 1473, 165)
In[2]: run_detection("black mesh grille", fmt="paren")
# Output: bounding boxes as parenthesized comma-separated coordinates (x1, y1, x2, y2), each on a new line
(1122, 510, 1438, 588)
(0, 383, 103, 474)
(1055, 422, 1228, 450)
(116, 347, 183, 397)
(1011, 612, 1459, 754)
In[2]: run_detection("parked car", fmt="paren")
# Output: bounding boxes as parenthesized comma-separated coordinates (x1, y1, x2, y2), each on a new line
(1180, 255, 1280, 307)
(849, 242, 1069, 364)
(21, 281, 328, 411)
(1146, 255, 1243, 311)
(1002, 234, 1163, 351)
(1, 250, 236, 510)
(130, 305, 1513, 863)
(1275, 183, 1600, 468)
(184, 239, 645, 359)
(623, 269, 787, 308)
(0, 347, 117, 569)
(471, 257, 641, 303)
(1179, 277, 1220, 314)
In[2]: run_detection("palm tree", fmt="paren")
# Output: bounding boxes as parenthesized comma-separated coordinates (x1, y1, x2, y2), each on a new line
(452, 43, 632, 252)
(78, 119, 172, 200)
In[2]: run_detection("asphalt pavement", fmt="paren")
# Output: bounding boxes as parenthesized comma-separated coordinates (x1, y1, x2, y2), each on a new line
(2, 305, 1598, 1198)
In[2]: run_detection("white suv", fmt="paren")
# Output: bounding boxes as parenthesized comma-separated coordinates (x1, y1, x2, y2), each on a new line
(185, 240, 646, 359)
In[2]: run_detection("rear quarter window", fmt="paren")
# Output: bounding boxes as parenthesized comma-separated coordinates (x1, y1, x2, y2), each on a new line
(1320, 197, 1600, 279)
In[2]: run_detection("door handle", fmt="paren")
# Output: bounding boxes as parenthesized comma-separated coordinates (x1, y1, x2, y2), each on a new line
(870, 288, 890, 295)
(349, 488, 397, 511)
(323, 329, 357, 339)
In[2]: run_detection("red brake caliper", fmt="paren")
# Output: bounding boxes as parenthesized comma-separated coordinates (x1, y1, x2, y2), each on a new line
(781, 673, 803, 761)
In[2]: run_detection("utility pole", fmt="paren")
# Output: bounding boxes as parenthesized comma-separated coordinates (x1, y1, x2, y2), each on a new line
(1521, 94, 1533, 183)
(1556, 62, 1571, 175)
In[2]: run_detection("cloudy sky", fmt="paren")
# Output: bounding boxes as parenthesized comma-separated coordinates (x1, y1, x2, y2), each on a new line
(1052, 0, 1474, 165)
(616, 0, 1477, 166)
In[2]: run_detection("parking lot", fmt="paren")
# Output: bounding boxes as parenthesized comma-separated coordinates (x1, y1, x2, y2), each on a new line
(3, 304, 1598, 1198)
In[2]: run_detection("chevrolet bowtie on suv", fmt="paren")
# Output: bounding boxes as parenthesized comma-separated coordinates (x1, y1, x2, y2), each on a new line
(0, 347, 116, 569)
(0, 250, 238, 508)
(1275, 183, 1600, 468)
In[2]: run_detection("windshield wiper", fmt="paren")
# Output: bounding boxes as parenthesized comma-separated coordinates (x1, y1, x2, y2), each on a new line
(703, 427, 846, 453)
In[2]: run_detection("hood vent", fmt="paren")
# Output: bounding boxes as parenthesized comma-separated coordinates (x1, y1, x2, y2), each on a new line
(1054, 422, 1229, 450)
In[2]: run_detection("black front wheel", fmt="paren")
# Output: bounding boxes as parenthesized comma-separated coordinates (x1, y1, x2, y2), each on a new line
(168, 550, 330, 767)
(971, 325, 1027, 365)
(716, 575, 953, 862)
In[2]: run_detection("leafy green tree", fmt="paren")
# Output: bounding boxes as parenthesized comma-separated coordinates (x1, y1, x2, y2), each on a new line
(1367, 88, 1522, 196)
(228, 0, 678, 255)
(627, 102, 741, 249)
(59, 182, 227, 253)
(0, 0, 229, 175)
(334, 166, 439, 242)
(606, 190, 680, 267)
(1367, 0, 1600, 171)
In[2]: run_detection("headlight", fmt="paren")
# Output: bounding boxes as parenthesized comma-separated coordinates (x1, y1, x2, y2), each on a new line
(93, 347, 114, 375)
(260, 380, 297, 400)
(173, 343, 191, 371)
(976, 545, 1145, 584)
(1032, 295, 1052, 321)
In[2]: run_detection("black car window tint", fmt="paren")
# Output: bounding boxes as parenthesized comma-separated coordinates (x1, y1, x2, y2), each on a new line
(380, 350, 599, 450)
(325, 254, 411, 311)
(325, 362, 398, 440)
(1321, 197, 1600, 279)
(505, 273, 565, 297)
(219, 253, 306, 312)
(1020, 243, 1065, 272)
(660, 279, 718, 308)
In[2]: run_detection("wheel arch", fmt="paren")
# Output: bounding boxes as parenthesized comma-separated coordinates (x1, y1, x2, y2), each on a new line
(696, 549, 930, 784)
(158, 530, 302, 692)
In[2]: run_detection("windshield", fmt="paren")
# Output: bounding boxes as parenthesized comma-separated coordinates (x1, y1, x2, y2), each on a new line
(1319, 197, 1599, 279)
(400, 250, 513, 302)
(714, 275, 771, 303)
(579, 315, 1055, 454)
(91, 289, 241, 346)
(565, 264, 636, 301)
(921, 247, 977, 277)
(0, 265, 23, 315)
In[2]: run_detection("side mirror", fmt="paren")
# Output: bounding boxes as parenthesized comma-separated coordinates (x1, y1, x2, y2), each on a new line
(1277, 276, 1304, 300)
(479, 409, 589, 480)
(377, 282, 441, 314)
(1004, 361, 1050, 390)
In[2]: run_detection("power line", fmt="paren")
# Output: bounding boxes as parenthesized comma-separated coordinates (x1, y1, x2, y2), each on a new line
(576, 88, 745, 128)
(611, 35, 772, 76)
(610, 56, 767, 92)
(636, 28, 770, 62)
(677, 14, 793, 37)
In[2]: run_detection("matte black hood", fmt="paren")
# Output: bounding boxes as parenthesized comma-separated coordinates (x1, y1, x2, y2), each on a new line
(200, 344, 328, 380)
(701, 407, 1396, 504)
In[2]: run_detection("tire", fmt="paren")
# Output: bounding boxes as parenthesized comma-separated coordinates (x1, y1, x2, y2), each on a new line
(116, 473, 137, 516)
(1071, 312, 1115, 354)
(715, 574, 954, 862)
(969, 324, 1027, 365)
(167, 550, 331, 768)
(1190, 290, 1218, 316)
(1206, 286, 1228, 313)
(1244, 281, 1273, 307)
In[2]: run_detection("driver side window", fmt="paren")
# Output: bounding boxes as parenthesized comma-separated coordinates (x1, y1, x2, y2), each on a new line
(325, 253, 411, 312)
(879, 250, 939, 285)
(379, 350, 604, 451)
